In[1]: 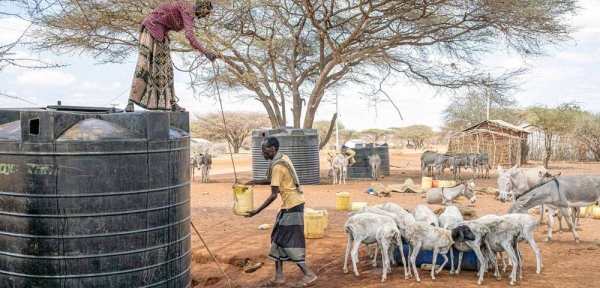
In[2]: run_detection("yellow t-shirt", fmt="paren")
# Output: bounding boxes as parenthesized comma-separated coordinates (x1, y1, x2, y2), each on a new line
(270, 155, 305, 210)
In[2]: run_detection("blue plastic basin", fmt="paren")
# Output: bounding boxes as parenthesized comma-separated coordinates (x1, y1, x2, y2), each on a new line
(393, 244, 479, 271)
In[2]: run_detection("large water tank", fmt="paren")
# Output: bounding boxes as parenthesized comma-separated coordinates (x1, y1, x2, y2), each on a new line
(251, 127, 320, 185)
(347, 144, 390, 178)
(0, 106, 191, 287)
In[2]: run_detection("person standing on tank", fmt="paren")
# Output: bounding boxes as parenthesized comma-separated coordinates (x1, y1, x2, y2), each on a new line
(245, 137, 318, 287)
(126, 0, 217, 113)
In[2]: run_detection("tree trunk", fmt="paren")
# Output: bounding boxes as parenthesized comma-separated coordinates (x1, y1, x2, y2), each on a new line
(318, 113, 337, 150)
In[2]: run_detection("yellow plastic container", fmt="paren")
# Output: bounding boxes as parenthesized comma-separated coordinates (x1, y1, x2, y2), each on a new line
(579, 206, 588, 218)
(320, 210, 329, 230)
(438, 180, 456, 188)
(421, 177, 433, 191)
(232, 184, 254, 216)
(304, 211, 325, 239)
(351, 201, 368, 212)
(336, 192, 351, 211)
(593, 206, 600, 220)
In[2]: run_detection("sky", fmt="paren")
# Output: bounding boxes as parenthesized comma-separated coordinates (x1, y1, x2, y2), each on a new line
(1, 1, 600, 132)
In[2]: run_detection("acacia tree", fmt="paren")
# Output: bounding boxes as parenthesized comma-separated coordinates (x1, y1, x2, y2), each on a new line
(313, 117, 342, 149)
(31, 0, 577, 128)
(190, 111, 270, 153)
(391, 125, 434, 148)
(441, 90, 527, 134)
(0, 0, 64, 100)
(361, 128, 390, 144)
(574, 112, 600, 161)
(526, 103, 582, 167)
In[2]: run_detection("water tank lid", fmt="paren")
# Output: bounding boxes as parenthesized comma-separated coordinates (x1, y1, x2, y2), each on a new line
(58, 118, 145, 140)
(0, 120, 21, 141)
(169, 127, 188, 138)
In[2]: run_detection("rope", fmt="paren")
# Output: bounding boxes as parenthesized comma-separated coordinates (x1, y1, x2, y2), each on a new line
(191, 220, 235, 288)
(211, 62, 239, 183)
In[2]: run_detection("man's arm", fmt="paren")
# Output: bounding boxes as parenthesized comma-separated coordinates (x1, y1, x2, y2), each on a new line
(245, 186, 278, 217)
(245, 178, 270, 185)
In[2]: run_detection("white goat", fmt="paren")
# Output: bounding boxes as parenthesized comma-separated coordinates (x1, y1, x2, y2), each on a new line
(403, 222, 476, 282)
(331, 154, 350, 185)
(437, 206, 464, 275)
(353, 206, 406, 268)
(412, 205, 439, 227)
(447, 221, 490, 285)
(380, 202, 416, 227)
(480, 213, 542, 275)
(376, 223, 404, 282)
(343, 213, 397, 277)
(475, 217, 522, 285)
(369, 154, 382, 180)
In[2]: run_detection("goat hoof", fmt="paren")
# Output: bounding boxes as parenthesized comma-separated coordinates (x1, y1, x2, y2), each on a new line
(477, 281, 483, 285)
(381, 278, 386, 283)
(416, 278, 421, 283)
(450, 270, 455, 275)
(575, 239, 580, 244)
(343, 269, 348, 274)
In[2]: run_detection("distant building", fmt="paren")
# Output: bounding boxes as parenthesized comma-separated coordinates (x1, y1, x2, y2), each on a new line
(344, 139, 368, 149)
(447, 119, 530, 166)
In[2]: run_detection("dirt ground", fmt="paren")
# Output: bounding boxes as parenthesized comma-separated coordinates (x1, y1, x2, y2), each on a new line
(189, 148, 600, 288)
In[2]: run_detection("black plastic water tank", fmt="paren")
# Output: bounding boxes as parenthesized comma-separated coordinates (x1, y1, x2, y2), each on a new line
(251, 127, 320, 185)
(347, 144, 390, 178)
(0, 106, 191, 287)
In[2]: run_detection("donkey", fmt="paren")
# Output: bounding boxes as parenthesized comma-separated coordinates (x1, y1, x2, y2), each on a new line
(332, 154, 350, 185)
(368, 154, 381, 181)
(425, 179, 476, 205)
(198, 154, 212, 183)
(508, 175, 600, 245)
(475, 153, 491, 179)
(190, 155, 200, 181)
(421, 151, 450, 180)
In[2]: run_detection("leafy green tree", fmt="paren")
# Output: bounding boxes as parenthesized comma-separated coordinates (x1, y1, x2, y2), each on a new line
(361, 128, 391, 144)
(441, 90, 526, 134)
(526, 102, 583, 167)
(29, 0, 578, 129)
(391, 125, 435, 148)
(574, 111, 600, 161)
(313, 117, 343, 149)
(191, 111, 270, 153)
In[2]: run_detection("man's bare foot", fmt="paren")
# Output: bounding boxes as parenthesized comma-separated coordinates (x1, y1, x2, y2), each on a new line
(259, 277, 285, 287)
(293, 275, 317, 287)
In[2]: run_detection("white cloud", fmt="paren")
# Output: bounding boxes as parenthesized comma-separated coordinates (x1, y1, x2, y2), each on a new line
(76, 81, 99, 90)
(14, 70, 76, 86)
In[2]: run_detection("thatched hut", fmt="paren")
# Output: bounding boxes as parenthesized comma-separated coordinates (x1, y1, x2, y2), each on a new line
(447, 120, 530, 166)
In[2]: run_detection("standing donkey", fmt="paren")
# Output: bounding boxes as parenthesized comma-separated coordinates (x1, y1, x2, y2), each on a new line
(198, 154, 212, 183)
(332, 154, 351, 185)
(369, 154, 381, 181)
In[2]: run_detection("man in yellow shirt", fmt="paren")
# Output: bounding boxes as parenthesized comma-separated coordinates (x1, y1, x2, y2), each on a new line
(245, 137, 317, 287)
(327, 145, 356, 176)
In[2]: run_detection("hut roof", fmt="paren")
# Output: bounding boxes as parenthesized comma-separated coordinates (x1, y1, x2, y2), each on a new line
(452, 119, 530, 139)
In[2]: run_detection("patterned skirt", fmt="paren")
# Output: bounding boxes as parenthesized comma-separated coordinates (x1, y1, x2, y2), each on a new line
(128, 26, 176, 110)
(268, 204, 306, 263)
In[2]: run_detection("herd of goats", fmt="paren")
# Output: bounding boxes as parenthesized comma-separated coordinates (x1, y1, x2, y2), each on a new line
(341, 150, 600, 285)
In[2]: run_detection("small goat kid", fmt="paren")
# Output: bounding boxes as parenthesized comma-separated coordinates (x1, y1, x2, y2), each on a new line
(368, 154, 381, 180)
(376, 223, 404, 282)
(403, 222, 476, 282)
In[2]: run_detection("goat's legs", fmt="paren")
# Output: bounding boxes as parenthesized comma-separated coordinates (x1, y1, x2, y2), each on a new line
(394, 235, 408, 279)
(343, 236, 353, 274)
(435, 251, 449, 277)
(410, 244, 422, 282)
(502, 243, 518, 286)
(456, 251, 463, 275)
(449, 247, 455, 274)
(522, 234, 543, 273)
(351, 240, 362, 276)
